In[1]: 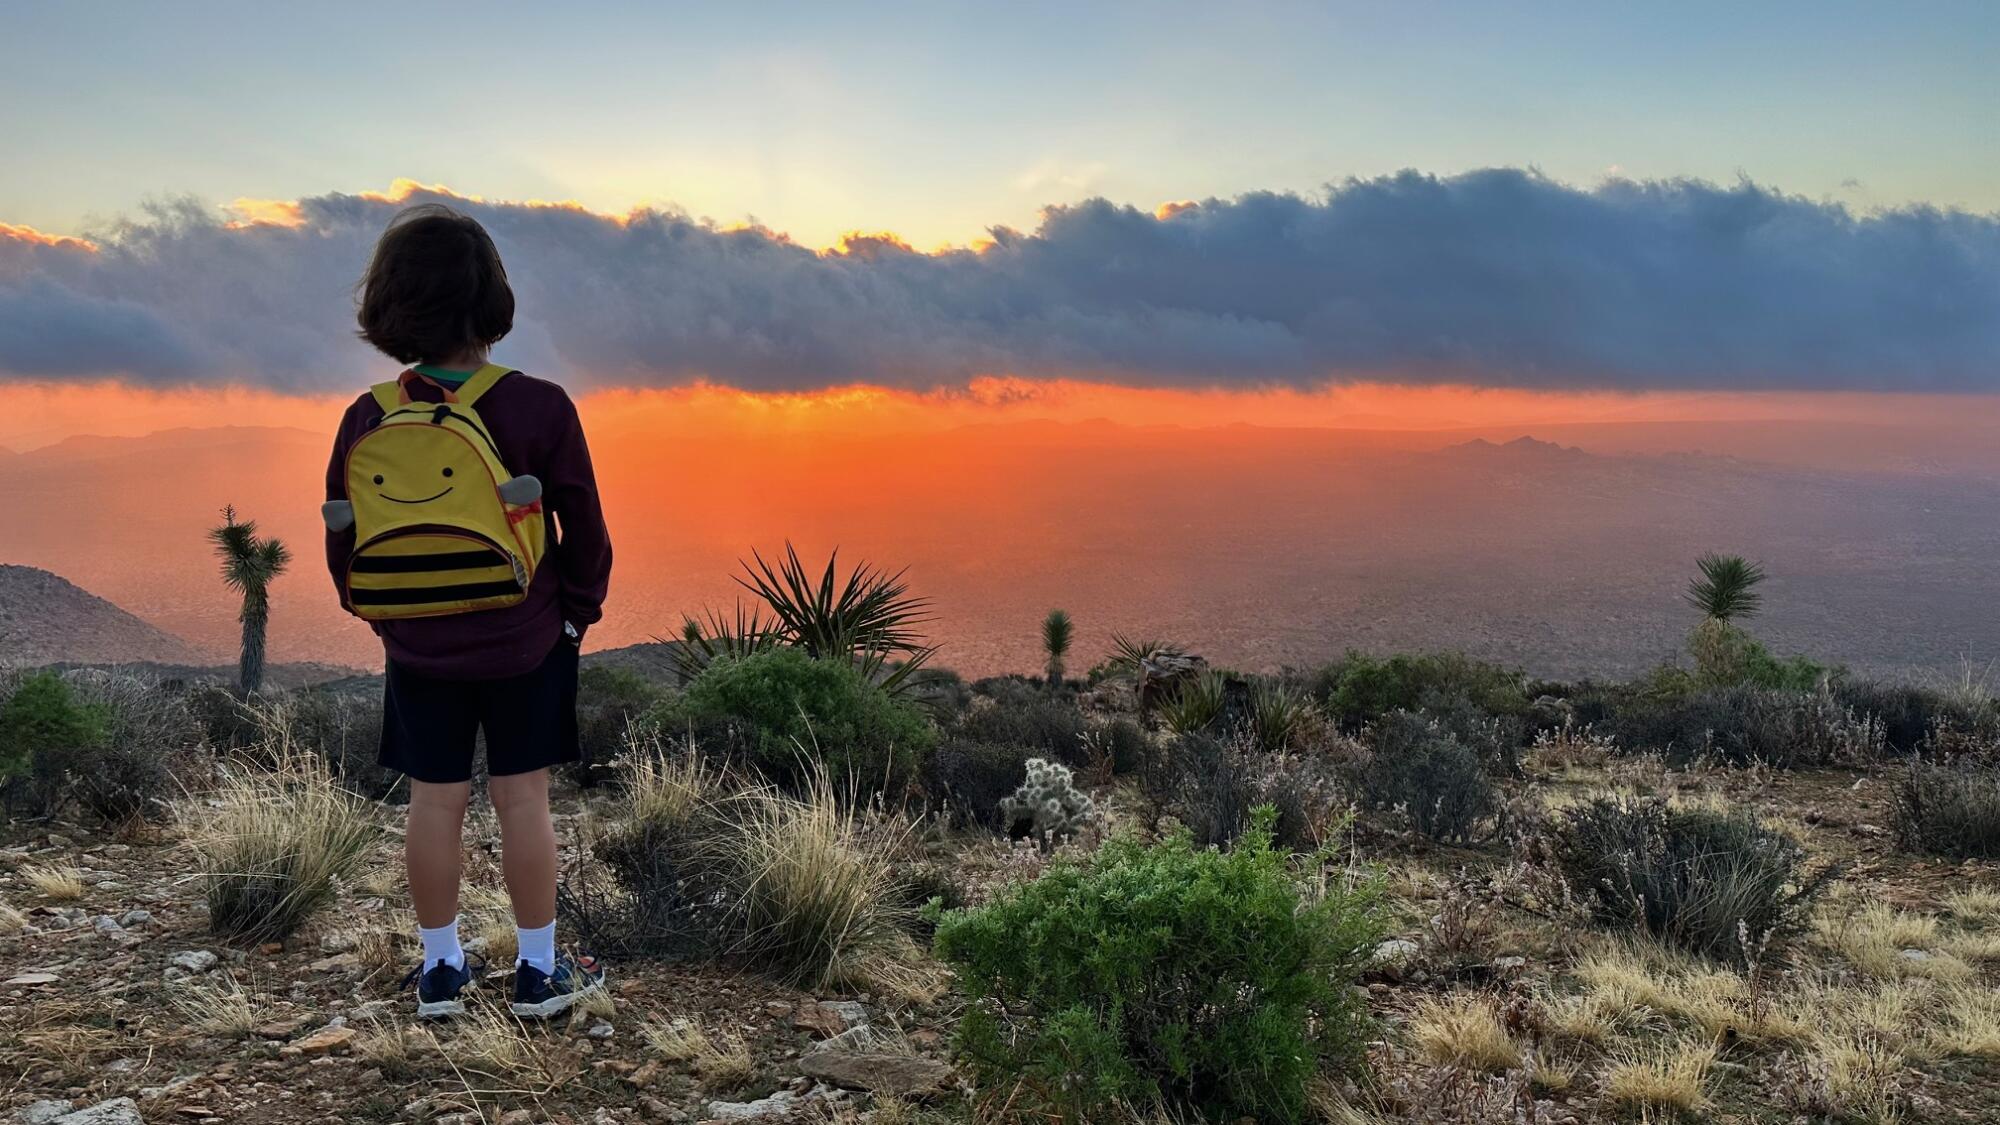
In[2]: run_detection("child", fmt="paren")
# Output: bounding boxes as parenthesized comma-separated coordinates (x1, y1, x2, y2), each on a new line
(324, 204, 613, 1019)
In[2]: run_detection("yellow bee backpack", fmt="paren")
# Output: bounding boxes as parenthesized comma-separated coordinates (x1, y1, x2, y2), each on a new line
(321, 364, 547, 620)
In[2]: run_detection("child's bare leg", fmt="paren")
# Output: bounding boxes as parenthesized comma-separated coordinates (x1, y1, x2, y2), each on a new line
(489, 769, 558, 930)
(406, 779, 472, 928)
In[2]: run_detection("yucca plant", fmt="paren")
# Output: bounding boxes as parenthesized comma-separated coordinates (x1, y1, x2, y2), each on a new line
(1249, 680, 1312, 752)
(1685, 553, 1766, 624)
(209, 505, 291, 694)
(1042, 609, 1074, 690)
(671, 603, 783, 683)
(735, 543, 937, 695)
(1160, 669, 1228, 735)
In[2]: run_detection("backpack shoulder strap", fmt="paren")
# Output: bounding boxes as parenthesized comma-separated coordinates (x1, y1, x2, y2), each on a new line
(369, 380, 404, 414)
(454, 363, 518, 407)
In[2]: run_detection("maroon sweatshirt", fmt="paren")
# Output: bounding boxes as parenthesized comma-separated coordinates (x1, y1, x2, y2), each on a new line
(323, 370, 613, 680)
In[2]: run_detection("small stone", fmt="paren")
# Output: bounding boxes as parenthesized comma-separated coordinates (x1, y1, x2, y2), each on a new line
(586, 1021, 615, 1039)
(292, 1024, 357, 1055)
(1369, 938, 1419, 967)
(92, 916, 123, 936)
(625, 1060, 663, 1088)
(47, 1099, 144, 1125)
(256, 1017, 308, 1040)
(18, 1101, 73, 1125)
(308, 953, 360, 972)
(762, 1000, 791, 1016)
(257, 942, 284, 956)
(6, 972, 60, 986)
(1899, 948, 1932, 962)
(704, 1092, 801, 1121)
(171, 950, 219, 973)
(1492, 956, 1527, 972)
(118, 910, 152, 927)
(46, 833, 71, 848)
(498, 1112, 534, 1125)
(796, 1051, 953, 1097)
(319, 932, 358, 954)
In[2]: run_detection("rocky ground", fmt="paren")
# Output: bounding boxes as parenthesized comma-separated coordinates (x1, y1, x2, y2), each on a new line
(3, 753, 2000, 1124)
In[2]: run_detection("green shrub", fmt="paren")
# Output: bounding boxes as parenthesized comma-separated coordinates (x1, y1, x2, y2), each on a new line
(657, 647, 935, 788)
(1415, 689, 1528, 777)
(1, 671, 111, 790)
(1313, 651, 1526, 730)
(933, 811, 1383, 1123)
(1689, 620, 1830, 691)
(1894, 757, 2000, 859)
(1347, 710, 1500, 842)
(955, 696, 1090, 767)
(1102, 716, 1150, 775)
(1836, 680, 1995, 755)
(4, 671, 201, 821)
(1540, 795, 1835, 963)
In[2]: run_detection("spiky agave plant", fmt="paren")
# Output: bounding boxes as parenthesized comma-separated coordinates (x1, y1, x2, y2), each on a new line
(1042, 609, 1074, 691)
(1685, 553, 1766, 624)
(1249, 680, 1313, 752)
(735, 543, 937, 695)
(671, 603, 783, 683)
(1159, 669, 1228, 736)
(209, 505, 291, 694)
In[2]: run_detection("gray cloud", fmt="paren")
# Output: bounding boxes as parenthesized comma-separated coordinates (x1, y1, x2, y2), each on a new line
(2, 169, 1995, 392)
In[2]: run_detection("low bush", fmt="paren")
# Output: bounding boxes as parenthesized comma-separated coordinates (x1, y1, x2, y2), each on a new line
(1416, 689, 1528, 777)
(954, 696, 1091, 766)
(1145, 733, 1346, 852)
(932, 810, 1383, 1123)
(1538, 795, 1836, 963)
(654, 648, 935, 789)
(921, 738, 1031, 831)
(1347, 710, 1500, 843)
(1836, 679, 1996, 755)
(1689, 619, 1830, 691)
(1894, 756, 2000, 859)
(998, 757, 1095, 842)
(576, 664, 669, 767)
(1312, 651, 1527, 730)
(968, 673, 1066, 710)
(189, 753, 379, 942)
(1101, 715, 1150, 775)
(1608, 685, 1882, 767)
(921, 737, 1032, 830)
(4, 671, 203, 821)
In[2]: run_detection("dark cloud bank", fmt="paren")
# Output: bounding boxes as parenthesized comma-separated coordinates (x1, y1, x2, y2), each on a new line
(1, 169, 1995, 393)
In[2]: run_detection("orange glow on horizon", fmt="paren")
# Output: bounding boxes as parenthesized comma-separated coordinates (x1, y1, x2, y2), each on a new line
(4, 377, 1996, 457)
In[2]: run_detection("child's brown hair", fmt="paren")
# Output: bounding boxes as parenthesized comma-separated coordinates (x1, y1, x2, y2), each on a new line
(356, 204, 514, 364)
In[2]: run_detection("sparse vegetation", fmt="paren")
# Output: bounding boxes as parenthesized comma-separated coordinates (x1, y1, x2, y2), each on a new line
(1348, 710, 1501, 842)
(1894, 755, 2000, 858)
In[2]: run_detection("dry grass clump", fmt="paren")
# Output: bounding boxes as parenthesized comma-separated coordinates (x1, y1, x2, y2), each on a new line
(21, 863, 85, 901)
(1602, 1039, 1714, 1112)
(712, 774, 911, 988)
(355, 1017, 431, 1077)
(1943, 887, 2000, 924)
(464, 885, 518, 967)
(623, 733, 726, 829)
(1812, 899, 1975, 982)
(1931, 985, 2000, 1059)
(641, 1016, 753, 1085)
(1408, 993, 1523, 1072)
(166, 973, 260, 1038)
(430, 1005, 574, 1086)
(185, 752, 378, 942)
(0, 900, 26, 932)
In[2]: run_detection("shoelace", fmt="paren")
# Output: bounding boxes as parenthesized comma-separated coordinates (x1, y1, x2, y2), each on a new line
(398, 952, 489, 992)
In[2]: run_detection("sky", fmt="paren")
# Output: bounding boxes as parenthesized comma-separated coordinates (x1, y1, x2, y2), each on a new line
(1, 0, 1997, 422)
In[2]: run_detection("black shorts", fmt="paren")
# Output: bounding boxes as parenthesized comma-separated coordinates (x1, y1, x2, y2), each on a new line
(379, 640, 581, 784)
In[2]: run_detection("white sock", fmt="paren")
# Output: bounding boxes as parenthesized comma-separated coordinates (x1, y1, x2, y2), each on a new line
(517, 921, 557, 975)
(418, 917, 464, 971)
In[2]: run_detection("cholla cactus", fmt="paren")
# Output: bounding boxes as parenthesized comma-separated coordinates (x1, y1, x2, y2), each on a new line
(999, 757, 1095, 841)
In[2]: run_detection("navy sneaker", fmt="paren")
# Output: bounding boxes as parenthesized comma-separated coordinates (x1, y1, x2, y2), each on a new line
(402, 956, 479, 1020)
(509, 951, 607, 1019)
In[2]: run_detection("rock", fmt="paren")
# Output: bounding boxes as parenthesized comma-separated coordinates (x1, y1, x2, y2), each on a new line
(802, 1025, 881, 1055)
(1899, 949, 1932, 963)
(256, 943, 284, 956)
(625, 1060, 663, 1088)
(349, 1000, 396, 1021)
(1492, 956, 1527, 972)
(795, 1000, 866, 1037)
(586, 1021, 615, 1039)
(1369, 939, 1419, 967)
(118, 910, 152, 927)
(796, 1051, 953, 1097)
(18, 1101, 73, 1125)
(170, 950, 219, 973)
(256, 1017, 308, 1040)
(319, 932, 358, 954)
(291, 1024, 357, 1055)
(92, 916, 123, 936)
(5, 972, 60, 986)
(498, 1112, 535, 1125)
(46, 834, 71, 848)
(308, 953, 359, 973)
(703, 1092, 802, 1121)
(48, 1100, 144, 1125)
